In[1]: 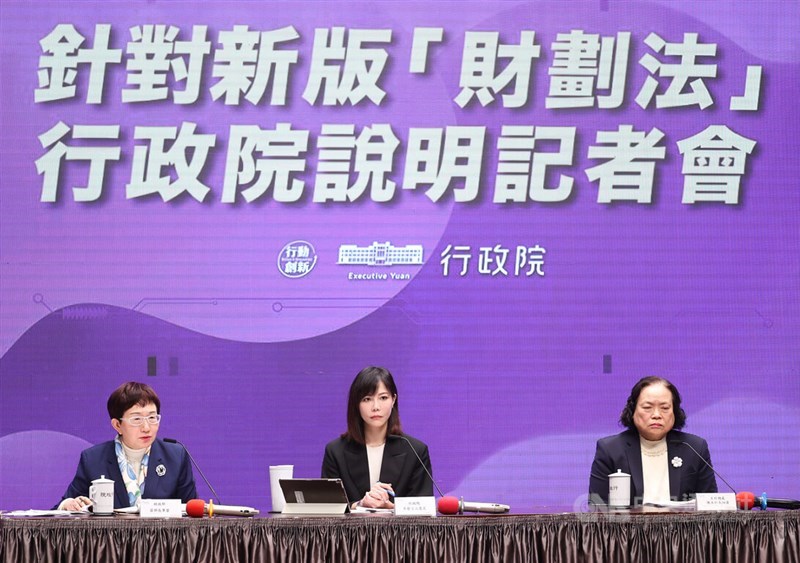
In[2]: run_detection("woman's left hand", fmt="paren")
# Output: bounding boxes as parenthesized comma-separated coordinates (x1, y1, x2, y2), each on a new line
(361, 482, 395, 509)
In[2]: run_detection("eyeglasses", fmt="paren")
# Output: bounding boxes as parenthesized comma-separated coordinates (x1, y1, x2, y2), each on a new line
(119, 414, 161, 426)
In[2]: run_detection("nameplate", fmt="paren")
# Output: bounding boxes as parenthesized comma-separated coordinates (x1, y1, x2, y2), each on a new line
(695, 492, 737, 511)
(140, 498, 182, 518)
(394, 496, 436, 517)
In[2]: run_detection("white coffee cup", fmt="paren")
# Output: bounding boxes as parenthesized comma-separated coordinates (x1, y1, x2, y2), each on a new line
(89, 475, 115, 515)
(269, 465, 293, 513)
(608, 469, 631, 508)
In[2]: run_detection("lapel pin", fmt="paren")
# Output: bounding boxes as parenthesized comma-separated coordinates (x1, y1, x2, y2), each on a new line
(671, 456, 683, 468)
(156, 464, 167, 476)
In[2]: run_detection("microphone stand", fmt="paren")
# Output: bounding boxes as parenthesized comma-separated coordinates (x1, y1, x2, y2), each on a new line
(164, 437, 222, 504)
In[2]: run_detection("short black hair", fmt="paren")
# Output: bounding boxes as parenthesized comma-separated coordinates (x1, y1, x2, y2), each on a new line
(107, 381, 161, 420)
(343, 366, 402, 444)
(619, 376, 686, 431)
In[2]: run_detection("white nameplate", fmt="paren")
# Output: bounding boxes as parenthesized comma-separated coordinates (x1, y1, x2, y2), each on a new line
(695, 492, 737, 511)
(393, 496, 436, 517)
(140, 498, 183, 518)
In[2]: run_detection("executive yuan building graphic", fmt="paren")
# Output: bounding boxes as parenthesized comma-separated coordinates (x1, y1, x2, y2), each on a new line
(338, 242, 424, 266)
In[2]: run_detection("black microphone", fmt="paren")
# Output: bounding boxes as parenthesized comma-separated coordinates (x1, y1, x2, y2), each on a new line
(678, 440, 737, 493)
(760, 498, 800, 510)
(388, 434, 444, 497)
(680, 440, 800, 510)
(163, 437, 221, 504)
(735, 491, 800, 510)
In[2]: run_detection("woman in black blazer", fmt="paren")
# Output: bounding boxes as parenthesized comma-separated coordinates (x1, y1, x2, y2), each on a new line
(589, 376, 717, 506)
(322, 366, 433, 509)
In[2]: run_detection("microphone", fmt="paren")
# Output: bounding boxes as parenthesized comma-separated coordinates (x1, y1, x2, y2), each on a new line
(388, 434, 444, 497)
(735, 491, 800, 511)
(437, 496, 510, 515)
(387, 434, 510, 514)
(185, 499, 259, 517)
(163, 437, 222, 504)
(678, 440, 737, 493)
(680, 441, 800, 510)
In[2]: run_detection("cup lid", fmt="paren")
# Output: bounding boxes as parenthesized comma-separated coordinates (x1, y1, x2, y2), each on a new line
(91, 474, 115, 484)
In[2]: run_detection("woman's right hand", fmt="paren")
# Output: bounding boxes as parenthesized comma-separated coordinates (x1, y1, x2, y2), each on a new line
(58, 496, 92, 511)
(360, 482, 395, 509)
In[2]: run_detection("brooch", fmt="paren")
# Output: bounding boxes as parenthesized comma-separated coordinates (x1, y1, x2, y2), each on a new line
(671, 456, 683, 468)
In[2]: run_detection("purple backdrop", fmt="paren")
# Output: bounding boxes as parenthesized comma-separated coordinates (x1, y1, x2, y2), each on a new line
(1, 0, 798, 511)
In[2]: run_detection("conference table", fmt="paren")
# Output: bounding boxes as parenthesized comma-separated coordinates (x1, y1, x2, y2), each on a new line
(2, 508, 798, 562)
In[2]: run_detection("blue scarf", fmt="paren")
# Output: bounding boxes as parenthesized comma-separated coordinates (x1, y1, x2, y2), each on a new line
(114, 436, 151, 507)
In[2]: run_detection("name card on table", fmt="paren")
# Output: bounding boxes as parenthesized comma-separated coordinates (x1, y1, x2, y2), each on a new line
(695, 493, 737, 511)
(140, 499, 182, 518)
(394, 496, 436, 517)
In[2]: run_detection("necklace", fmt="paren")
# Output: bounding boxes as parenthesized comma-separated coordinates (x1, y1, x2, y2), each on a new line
(640, 437, 667, 457)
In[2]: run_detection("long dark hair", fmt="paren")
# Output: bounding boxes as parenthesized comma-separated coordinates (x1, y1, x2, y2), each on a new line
(619, 376, 686, 431)
(343, 366, 402, 444)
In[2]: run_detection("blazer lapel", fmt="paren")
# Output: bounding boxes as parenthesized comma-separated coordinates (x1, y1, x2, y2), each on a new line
(344, 442, 370, 496)
(624, 432, 644, 504)
(143, 439, 163, 499)
(667, 434, 683, 500)
(105, 443, 129, 508)
(379, 438, 406, 486)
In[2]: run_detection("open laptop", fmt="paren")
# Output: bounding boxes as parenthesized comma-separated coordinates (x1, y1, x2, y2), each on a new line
(279, 478, 350, 515)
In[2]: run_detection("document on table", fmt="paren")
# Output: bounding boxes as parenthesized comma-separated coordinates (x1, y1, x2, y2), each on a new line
(643, 500, 696, 508)
(351, 506, 394, 514)
(2, 509, 83, 517)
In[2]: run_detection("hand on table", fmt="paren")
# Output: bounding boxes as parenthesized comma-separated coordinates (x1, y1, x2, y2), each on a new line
(360, 482, 395, 509)
(58, 496, 92, 511)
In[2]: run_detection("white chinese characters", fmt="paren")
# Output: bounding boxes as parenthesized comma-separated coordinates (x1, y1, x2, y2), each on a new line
(441, 245, 546, 278)
(35, 24, 761, 111)
(36, 123, 756, 205)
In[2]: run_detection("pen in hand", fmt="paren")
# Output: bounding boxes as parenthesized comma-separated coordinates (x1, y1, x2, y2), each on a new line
(362, 482, 395, 507)
(377, 482, 395, 498)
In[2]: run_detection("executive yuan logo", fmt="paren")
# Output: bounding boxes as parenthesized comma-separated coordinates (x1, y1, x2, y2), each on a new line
(337, 241, 423, 266)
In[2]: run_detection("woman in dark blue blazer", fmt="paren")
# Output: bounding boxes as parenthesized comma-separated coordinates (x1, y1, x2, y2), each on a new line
(56, 381, 196, 510)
